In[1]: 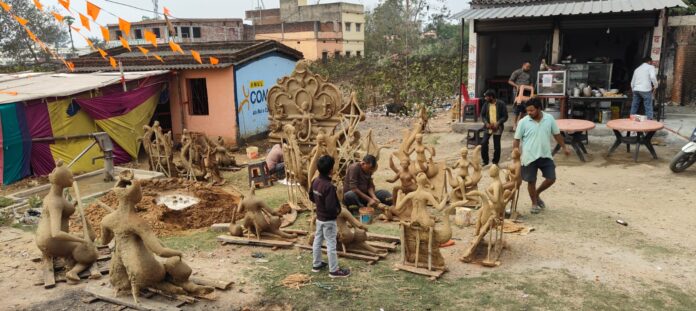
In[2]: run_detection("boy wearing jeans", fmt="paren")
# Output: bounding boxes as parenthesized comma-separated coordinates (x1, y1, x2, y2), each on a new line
(309, 155, 350, 278)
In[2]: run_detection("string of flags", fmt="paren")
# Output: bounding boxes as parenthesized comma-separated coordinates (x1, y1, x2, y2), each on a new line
(0, 0, 221, 72)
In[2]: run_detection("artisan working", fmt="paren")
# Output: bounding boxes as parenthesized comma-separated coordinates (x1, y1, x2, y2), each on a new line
(508, 61, 533, 132)
(265, 144, 285, 179)
(343, 155, 392, 210)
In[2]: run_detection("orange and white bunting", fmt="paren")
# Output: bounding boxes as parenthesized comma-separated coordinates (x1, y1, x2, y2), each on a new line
(100, 26, 110, 41)
(66, 61, 75, 72)
(98, 48, 107, 59)
(58, 0, 70, 11)
(52, 12, 64, 23)
(25, 28, 37, 42)
(152, 54, 164, 63)
(144, 30, 157, 47)
(210, 57, 219, 65)
(70, 25, 81, 32)
(0, 91, 18, 96)
(85, 38, 95, 49)
(14, 16, 28, 26)
(86, 1, 100, 20)
(191, 50, 202, 64)
(163, 7, 171, 16)
(33, 0, 43, 11)
(79, 13, 90, 31)
(119, 36, 131, 51)
(118, 18, 131, 36)
(137, 46, 149, 56)
(0, 1, 11, 12)
(168, 40, 184, 54)
(109, 56, 117, 69)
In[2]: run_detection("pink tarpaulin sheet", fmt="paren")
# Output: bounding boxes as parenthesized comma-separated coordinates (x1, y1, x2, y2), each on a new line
(25, 100, 55, 176)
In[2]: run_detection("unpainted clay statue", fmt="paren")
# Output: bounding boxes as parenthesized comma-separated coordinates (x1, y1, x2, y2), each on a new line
(203, 146, 225, 186)
(212, 136, 237, 168)
(100, 171, 213, 302)
(466, 146, 483, 193)
(35, 160, 99, 284)
(386, 155, 417, 206)
(401, 194, 453, 270)
(463, 165, 506, 266)
(229, 188, 297, 241)
(503, 148, 522, 218)
(307, 207, 381, 255)
(394, 119, 424, 162)
(387, 173, 445, 225)
(449, 147, 473, 202)
(139, 125, 155, 170)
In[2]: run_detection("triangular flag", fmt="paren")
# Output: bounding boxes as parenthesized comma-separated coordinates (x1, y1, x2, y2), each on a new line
(109, 56, 117, 69)
(26, 29, 37, 42)
(153, 54, 164, 63)
(144, 30, 157, 47)
(100, 26, 110, 41)
(137, 46, 149, 57)
(58, 0, 69, 11)
(209, 57, 219, 65)
(0, 91, 18, 96)
(33, 0, 43, 11)
(86, 1, 100, 20)
(163, 6, 171, 16)
(119, 36, 131, 51)
(66, 61, 75, 72)
(52, 12, 64, 23)
(98, 48, 107, 59)
(14, 16, 28, 26)
(70, 25, 81, 32)
(0, 1, 11, 12)
(191, 50, 202, 64)
(79, 13, 90, 31)
(85, 38, 95, 49)
(118, 18, 130, 36)
(168, 40, 184, 54)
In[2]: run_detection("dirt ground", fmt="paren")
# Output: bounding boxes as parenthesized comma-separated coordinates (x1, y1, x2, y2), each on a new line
(1, 111, 696, 310)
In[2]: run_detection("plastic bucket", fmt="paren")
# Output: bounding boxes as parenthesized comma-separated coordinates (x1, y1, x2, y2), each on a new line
(246, 146, 259, 159)
(359, 207, 374, 224)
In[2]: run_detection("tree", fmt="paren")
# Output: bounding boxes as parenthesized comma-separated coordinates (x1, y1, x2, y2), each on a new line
(64, 15, 75, 53)
(670, 0, 696, 15)
(88, 36, 107, 50)
(0, 0, 68, 67)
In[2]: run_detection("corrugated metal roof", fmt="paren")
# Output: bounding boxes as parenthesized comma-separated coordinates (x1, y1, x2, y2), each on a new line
(454, 0, 687, 20)
(0, 71, 168, 104)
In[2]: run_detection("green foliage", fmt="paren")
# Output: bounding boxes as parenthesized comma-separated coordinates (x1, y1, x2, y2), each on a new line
(670, 0, 696, 15)
(0, 196, 15, 208)
(27, 195, 42, 209)
(0, 0, 68, 67)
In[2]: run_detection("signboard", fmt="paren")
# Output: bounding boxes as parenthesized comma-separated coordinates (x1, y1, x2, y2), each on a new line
(234, 54, 297, 139)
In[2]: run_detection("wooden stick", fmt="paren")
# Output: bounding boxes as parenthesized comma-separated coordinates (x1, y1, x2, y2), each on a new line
(428, 227, 433, 271)
(43, 256, 55, 289)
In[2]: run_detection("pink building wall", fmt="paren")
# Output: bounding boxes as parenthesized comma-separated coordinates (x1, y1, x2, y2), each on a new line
(169, 67, 239, 146)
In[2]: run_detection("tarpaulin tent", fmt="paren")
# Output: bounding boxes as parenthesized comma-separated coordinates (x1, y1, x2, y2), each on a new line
(0, 72, 167, 184)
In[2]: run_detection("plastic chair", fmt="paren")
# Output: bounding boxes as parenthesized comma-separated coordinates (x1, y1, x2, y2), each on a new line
(466, 127, 486, 148)
(247, 161, 273, 189)
(460, 84, 480, 122)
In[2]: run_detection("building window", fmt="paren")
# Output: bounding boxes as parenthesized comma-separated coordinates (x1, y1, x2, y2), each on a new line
(152, 27, 161, 38)
(356, 23, 361, 32)
(115, 30, 122, 38)
(345, 51, 351, 58)
(356, 51, 361, 58)
(188, 78, 209, 115)
(181, 27, 191, 38)
(322, 51, 328, 64)
(134, 29, 143, 39)
(334, 51, 340, 58)
(171, 27, 178, 36)
(192, 27, 202, 38)
(345, 22, 351, 32)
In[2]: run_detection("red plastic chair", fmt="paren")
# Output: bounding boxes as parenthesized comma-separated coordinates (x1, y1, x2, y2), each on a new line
(460, 83, 480, 122)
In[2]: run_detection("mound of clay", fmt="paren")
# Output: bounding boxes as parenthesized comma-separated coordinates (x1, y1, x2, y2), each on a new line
(71, 178, 241, 236)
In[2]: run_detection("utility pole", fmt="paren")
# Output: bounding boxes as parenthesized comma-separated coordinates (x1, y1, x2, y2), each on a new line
(152, 0, 158, 19)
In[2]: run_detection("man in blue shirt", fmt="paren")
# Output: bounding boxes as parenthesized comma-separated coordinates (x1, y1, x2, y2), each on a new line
(513, 98, 569, 214)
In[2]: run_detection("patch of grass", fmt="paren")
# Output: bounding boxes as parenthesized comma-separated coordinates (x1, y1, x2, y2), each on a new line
(0, 196, 15, 208)
(161, 230, 220, 252)
(251, 253, 696, 310)
(11, 223, 37, 232)
(426, 135, 441, 146)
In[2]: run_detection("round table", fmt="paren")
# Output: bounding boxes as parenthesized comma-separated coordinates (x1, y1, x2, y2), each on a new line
(552, 119, 596, 162)
(606, 119, 664, 162)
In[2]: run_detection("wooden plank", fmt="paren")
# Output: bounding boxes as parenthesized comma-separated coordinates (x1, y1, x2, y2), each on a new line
(394, 263, 444, 278)
(366, 241, 397, 251)
(85, 284, 181, 311)
(217, 235, 294, 248)
(210, 223, 230, 232)
(367, 232, 401, 244)
(295, 244, 380, 262)
(43, 257, 55, 289)
(146, 288, 197, 304)
(281, 229, 308, 236)
(190, 276, 233, 290)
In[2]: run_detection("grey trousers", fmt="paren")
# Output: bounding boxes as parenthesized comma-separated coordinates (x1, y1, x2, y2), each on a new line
(312, 219, 338, 273)
(342, 190, 392, 208)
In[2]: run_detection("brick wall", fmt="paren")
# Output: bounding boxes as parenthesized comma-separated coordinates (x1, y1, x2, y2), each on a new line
(671, 25, 696, 105)
(683, 43, 696, 105)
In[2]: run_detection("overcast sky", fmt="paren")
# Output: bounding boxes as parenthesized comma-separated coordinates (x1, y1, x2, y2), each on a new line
(39, 0, 469, 48)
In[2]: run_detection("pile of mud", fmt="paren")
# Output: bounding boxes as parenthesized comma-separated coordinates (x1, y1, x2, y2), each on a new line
(71, 178, 242, 236)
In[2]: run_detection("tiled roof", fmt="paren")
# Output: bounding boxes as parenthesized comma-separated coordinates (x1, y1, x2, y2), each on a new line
(68, 40, 303, 72)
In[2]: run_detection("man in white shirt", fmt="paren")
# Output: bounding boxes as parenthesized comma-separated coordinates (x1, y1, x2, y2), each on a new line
(630, 57, 658, 120)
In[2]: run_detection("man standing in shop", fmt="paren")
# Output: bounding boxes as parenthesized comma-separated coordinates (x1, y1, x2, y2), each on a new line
(508, 61, 533, 132)
(630, 57, 658, 120)
(480, 89, 508, 166)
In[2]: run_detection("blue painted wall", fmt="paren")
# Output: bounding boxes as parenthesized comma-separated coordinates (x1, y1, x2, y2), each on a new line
(234, 53, 297, 139)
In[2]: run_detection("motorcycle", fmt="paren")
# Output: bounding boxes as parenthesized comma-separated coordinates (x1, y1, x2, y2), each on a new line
(670, 128, 696, 173)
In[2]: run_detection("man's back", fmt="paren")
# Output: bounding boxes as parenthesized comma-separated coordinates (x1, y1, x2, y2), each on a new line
(631, 63, 657, 93)
(514, 113, 560, 165)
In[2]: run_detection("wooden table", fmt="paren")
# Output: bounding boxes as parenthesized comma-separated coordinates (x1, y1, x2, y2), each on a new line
(552, 119, 596, 162)
(606, 119, 664, 162)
